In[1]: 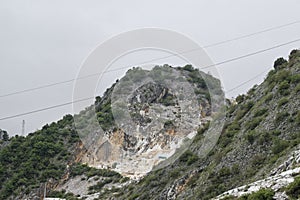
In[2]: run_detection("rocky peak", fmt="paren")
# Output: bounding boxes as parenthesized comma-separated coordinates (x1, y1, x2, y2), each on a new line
(79, 65, 218, 178)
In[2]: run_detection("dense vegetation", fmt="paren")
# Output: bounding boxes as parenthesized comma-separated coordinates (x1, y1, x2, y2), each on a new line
(0, 115, 80, 199)
(285, 176, 300, 199)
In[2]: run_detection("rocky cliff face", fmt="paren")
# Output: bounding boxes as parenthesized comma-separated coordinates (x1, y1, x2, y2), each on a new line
(77, 65, 219, 179)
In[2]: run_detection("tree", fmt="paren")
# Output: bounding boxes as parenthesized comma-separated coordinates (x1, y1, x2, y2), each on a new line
(273, 57, 287, 70)
(1, 130, 9, 141)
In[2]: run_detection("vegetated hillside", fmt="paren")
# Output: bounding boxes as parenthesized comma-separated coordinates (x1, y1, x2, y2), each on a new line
(0, 64, 222, 200)
(106, 49, 300, 200)
(0, 115, 82, 199)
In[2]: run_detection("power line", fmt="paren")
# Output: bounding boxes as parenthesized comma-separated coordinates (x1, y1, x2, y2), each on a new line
(0, 37, 299, 121)
(199, 38, 300, 69)
(0, 74, 99, 98)
(0, 97, 93, 121)
(203, 20, 300, 48)
(110, 38, 300, 72)
(225, 69, 270, 94)
(1, 20, 299, 98)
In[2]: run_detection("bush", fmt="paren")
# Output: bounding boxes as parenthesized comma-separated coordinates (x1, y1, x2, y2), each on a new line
(275, 70, 291, 83)
(257, 132, 271, 145)
(253, 108, 268, 118)
(274, 57, 288, 70)
(236, 94, 246, 104)
(218, 167, 231, 178)
(183, 64, 194, 72)
(291, 74, 300, 84)
(286, 176, 300, 199)
(227, 121, 241, 132)
(179, 150, 199, 165)
(194, 122, 210, 142)
(245, 117, 262, 130)
(289, 49, 300, 61)
(263, 93, 273, 103)
(275, 112, 290, 123)
(278, 80, 290, 96)
(272, 139, 289, 154)
(278, 97, 289, 107)
(246, 131, 256, 144)
(247, 188, 274, 200)
(251, 154, 266, 167)
(236, 101, 254, 120)
(271, 130, 281, 136)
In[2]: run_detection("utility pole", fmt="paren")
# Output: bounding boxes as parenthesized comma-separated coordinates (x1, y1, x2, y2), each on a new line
(22, 120, 25, 135)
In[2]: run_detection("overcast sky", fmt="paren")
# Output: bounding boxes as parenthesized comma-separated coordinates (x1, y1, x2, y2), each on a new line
(0, 0, 299, 135)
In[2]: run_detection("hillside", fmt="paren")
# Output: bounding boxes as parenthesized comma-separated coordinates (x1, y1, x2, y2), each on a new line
(0, 64, 222, 199)
(0, 50, 299, 200)
(109, 49, 300, 200)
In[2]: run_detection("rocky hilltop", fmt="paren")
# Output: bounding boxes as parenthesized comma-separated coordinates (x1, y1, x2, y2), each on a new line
(76, 65, 222, 179)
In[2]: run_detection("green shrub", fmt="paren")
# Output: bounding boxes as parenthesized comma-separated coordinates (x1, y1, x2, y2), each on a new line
(289, 49, 299, 59)
(275, 112, 290, 123)
(253, 108, 268, 117)
(218, 167, 231, 178)
(251, 154, 266, 167)
(218, 121, 241, 147)
(278, 80, 290, 96)
(236, 94, 246, 104)
(257, 132, 271, 145)
(264, 93, 273, 103)
(295, 83, 300, 93)
(227, 121, 241, 131)
(183, 64, 194, 72)
(194, 122, 210, 142)
(170, 168, 181, 178)
(274, 57, 288, 70)
(245, 117, 262, 130)
(247, 188, 274, 200)
(179, 150, 199, 165)
(286, 176, 300, 199)
(291, 74, 300, 84)
(266, 69, 276, 84)
(275, 70, 291, 82)
(272, 139, 289, 154)
(278, 97, 289, 107)
(246, 131, 256, 144)
(236, 101, 254, 120)
(222, 195, 236, 200)
(271, 130, 281, 136)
